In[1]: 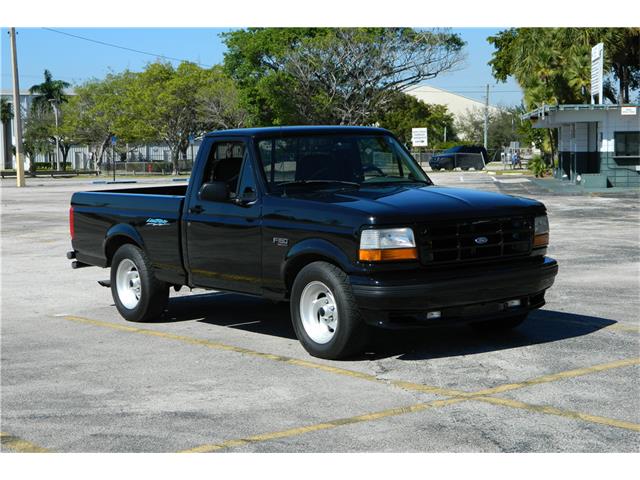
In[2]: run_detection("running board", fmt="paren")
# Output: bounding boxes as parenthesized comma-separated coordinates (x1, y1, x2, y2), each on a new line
(97, 280, 111, 288)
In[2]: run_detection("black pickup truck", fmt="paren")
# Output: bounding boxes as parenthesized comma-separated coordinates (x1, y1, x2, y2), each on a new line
(68, 126, 558, 359)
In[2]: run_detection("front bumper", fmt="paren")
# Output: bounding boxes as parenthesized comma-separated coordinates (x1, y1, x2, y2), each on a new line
(350, 256, 558, 328)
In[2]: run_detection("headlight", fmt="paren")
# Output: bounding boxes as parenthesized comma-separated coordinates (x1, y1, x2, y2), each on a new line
(533, 215, 549, 248)
(359, 228, 417, 262)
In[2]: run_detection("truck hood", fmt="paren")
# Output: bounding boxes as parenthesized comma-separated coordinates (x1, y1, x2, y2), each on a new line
(289, 185, 545, 224)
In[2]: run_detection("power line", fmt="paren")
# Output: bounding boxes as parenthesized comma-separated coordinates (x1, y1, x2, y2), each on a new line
(41, 28, 214, 68)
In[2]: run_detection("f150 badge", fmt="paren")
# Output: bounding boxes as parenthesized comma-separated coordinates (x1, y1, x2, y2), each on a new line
(146, 218, 169, 226)
(272, 237, 289, 247)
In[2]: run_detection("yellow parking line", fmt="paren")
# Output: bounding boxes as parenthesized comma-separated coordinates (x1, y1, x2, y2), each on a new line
(475, 397, 640, 432)
(62, 315, 462, 397)
(471, 357, 640, 397)
(179, 398, 465, 453)
(0, 432, 49, 453)
(61, 314, 640, 449)
(182, 393, 640, 452)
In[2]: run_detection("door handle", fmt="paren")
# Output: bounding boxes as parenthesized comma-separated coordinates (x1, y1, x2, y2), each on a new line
(189, 205, 204, 214)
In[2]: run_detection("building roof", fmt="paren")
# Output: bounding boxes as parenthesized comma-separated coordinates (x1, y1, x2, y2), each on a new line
(404, 84, 500, 119)
(521, 103, 640, 121)
(521, 103, 640, 128)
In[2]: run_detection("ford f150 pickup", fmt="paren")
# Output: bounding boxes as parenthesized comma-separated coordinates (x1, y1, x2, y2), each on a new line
(68, 126, 558, 359)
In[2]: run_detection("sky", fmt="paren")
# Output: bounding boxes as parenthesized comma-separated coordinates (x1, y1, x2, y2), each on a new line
(0, 27, 523, 106)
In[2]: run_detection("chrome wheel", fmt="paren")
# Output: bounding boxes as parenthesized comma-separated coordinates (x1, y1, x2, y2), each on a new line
(299, 280, 338, 344)
(116, 258, 142, 309)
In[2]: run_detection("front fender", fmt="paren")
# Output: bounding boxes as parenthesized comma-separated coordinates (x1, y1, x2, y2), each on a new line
(282, 237, 354, 281)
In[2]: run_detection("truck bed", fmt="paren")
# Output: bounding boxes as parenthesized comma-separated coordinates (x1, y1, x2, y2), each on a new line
(71, 184, 188, 285)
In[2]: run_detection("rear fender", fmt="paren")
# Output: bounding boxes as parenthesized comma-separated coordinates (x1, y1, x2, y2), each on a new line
(103, 224, 145, 266)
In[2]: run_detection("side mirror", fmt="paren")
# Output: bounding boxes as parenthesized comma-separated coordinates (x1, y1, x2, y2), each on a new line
(199, 181, 229, 203)
(234, 186, 258, 206)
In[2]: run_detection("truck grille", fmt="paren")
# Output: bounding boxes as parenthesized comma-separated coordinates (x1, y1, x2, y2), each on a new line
(418, 216, 533, 264)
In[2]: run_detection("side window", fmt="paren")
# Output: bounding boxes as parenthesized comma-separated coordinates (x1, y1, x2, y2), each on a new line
(201, 141, 245, 196)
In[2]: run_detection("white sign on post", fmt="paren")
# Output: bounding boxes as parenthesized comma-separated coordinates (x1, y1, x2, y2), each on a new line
(411, 127, 428, 147)
(591, 43, 604, 105)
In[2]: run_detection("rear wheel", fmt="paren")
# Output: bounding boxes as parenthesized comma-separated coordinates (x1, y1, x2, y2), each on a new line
(290, 261, 368, 359)
(470, 313, 528, 332)
(111, 244, 169, 322)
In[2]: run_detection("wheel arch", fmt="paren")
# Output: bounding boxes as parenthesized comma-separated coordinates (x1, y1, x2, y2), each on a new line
(282, 238, 352, 296)
(103, 224, 145, 267)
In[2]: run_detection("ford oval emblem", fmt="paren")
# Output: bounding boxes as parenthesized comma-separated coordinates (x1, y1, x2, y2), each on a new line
(474, 236, 489, 245)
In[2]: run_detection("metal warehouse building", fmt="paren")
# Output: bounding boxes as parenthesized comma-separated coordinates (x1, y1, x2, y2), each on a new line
(523, 104, 640, 188)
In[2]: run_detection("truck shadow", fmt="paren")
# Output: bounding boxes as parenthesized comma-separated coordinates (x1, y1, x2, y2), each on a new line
(162, 292, 621, 361)
(365, 309, 618, 361)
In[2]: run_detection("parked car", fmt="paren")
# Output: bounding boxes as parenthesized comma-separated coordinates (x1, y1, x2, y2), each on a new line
(429, 145, 488, 171)
(68, 126, 557, 360)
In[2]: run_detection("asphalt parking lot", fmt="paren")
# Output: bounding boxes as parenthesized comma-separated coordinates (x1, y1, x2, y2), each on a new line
(1, 172, 639, 452)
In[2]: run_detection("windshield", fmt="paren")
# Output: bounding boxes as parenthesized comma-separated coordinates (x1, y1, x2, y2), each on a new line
(255, 134, 430, 194)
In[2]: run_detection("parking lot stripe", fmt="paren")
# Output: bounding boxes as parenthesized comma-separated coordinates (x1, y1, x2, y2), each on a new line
(0, 432, 49, 453)
(62, 315, 463, 397)
(61, 314, 640, 445)
(62, 316, 639, 400)
(179, 398, 465, 453)
(470, 357, 640, 397)
(475, 397, 640, 432)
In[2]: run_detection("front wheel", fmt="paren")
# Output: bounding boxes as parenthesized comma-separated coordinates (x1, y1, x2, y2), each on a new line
(110, 244, 169, 322)
(290, 261, 368, 359)
(470, 313, 528, 332)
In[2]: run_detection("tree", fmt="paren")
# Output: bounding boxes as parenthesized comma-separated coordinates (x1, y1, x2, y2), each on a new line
(63, 71, 140, 169)
(456, 106, 541, 156)
(23, 107, 54, 174)
(127, 62, 247, 172)
(28, 69, 71, 113)
(488, 28, 640, 106)
(223, 28, 465, 126)
(1, 98, 13, 169)
(374, 91, 457, 148)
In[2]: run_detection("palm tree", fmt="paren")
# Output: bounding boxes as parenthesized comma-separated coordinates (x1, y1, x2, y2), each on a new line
(1, 98, 14, 169)
(29, 69, 70, 113)
(29, 70, 70, 169)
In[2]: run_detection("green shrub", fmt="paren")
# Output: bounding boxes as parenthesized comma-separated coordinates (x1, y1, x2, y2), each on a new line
(150, 162, 172, 173)
(529, 155, 549, 177)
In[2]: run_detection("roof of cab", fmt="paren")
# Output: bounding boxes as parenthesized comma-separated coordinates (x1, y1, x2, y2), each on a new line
(204, 125, 392, 138)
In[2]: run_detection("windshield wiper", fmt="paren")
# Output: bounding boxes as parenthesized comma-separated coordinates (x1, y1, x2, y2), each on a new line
(278, 179, 360, 189)
(364, 177, 432, 186)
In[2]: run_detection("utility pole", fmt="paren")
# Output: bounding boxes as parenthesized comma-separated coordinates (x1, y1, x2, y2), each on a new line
(483, 84, 489, 150)
(443, 126, 447, 143)
(9, 28, 25, 187)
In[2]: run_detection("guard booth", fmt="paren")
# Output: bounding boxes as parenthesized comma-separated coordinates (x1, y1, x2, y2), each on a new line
(522, 104, 640, 188)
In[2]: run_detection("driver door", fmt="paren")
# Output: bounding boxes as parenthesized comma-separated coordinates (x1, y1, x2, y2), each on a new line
(184, 139, 262, 293)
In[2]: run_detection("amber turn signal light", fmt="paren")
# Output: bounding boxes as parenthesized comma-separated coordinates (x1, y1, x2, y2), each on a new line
(533, 233, 549, 248)
(359, 247, 418, 262)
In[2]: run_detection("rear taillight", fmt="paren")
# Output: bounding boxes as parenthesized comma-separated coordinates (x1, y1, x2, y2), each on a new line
(69, 207, 75, 240)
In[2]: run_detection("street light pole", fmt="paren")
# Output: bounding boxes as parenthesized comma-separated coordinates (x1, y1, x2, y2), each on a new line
(483, 84, 489, 150)
(9, 27, 25, 187)
(50, 99, 60, 170)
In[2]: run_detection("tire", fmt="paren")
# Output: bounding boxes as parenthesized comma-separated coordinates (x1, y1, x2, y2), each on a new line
(290, 261, 369, 359)
(470, 313, 528, 332)
(110, 244, 169, 322)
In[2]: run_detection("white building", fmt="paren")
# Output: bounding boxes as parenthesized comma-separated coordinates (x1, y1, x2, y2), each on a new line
(404, 84, 500, 121)
(1, 89, 35, 169)
(523, 104, 640, 188)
